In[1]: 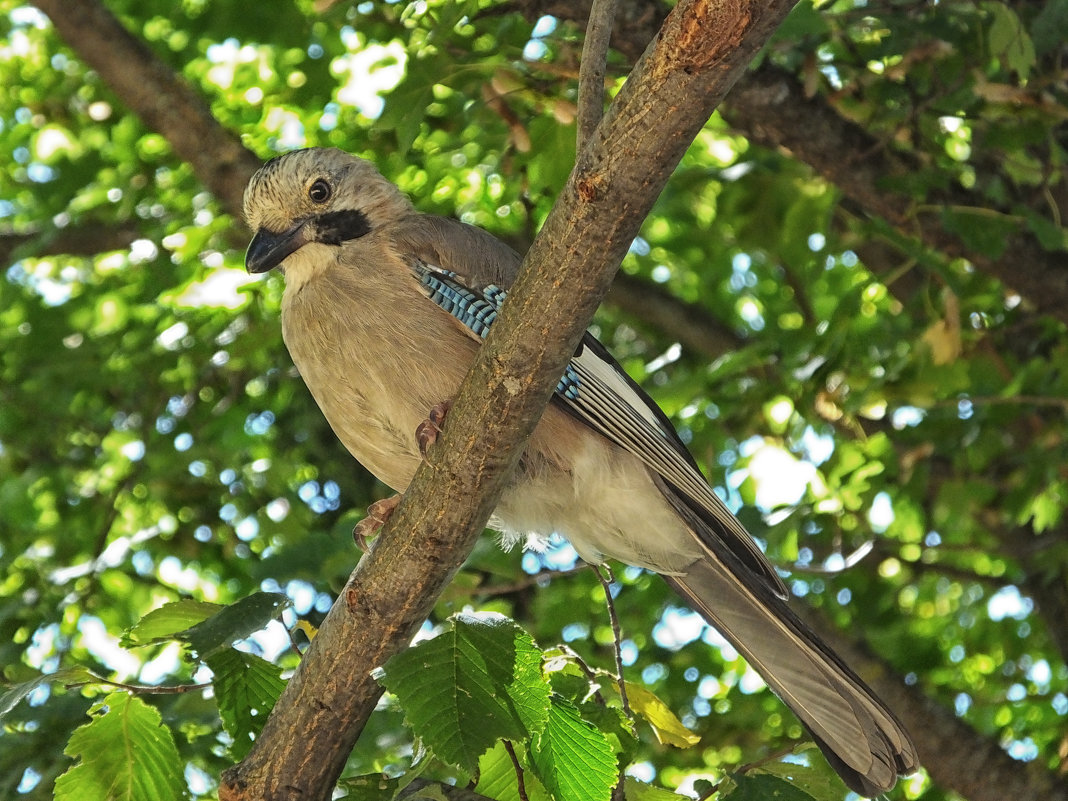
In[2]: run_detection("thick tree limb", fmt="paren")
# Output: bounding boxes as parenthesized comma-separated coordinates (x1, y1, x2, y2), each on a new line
(219, 1, 796, 798)
(35, 0, 260, 219)
(1, 223, 141, 269)
(720, 65, 1068, 322)
(506, 0, 1068, 326)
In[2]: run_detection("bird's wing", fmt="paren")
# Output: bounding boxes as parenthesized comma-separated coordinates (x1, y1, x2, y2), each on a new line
(391, 214, 524, 290)
(394, 217, 787, 598)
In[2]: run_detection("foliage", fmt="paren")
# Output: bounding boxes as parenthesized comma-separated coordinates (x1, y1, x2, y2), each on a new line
(1, 0, 1067, 800)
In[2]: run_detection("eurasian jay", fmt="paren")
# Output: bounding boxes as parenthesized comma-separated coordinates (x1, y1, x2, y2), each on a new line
(243, 147, 918, 796)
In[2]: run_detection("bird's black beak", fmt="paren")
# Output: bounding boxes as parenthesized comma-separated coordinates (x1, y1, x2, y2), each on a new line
(245, 222, 309, 273)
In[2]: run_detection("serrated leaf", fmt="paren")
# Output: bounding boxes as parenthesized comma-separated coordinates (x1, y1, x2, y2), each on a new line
(754, 751, 846, 801)
(121, 599, 223, 647)
(380, 56, 438, 152)
(379, 612, 550, 773)
(180, 592, 290, 659)
(206, 647, 287, 760)
(530, 697, 618, 801)
(0, 667, 95, 720)
(985, 1, 1035, 79)
(475, 741, 552, 801)
(54, 692, 186, 801)
(622, 777, 685, 801)
(624, 683, 700, 748)
(720, 774, 817, 801)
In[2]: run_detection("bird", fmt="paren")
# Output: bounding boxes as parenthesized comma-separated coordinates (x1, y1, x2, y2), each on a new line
(243, 147, 919, 796)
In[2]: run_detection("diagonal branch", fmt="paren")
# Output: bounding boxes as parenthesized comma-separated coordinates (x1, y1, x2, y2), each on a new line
(35, 0, 260, 219)
(219, 1, 797, 799)
(505, 0, 1068, 326)
(719, 64, 1068, 322)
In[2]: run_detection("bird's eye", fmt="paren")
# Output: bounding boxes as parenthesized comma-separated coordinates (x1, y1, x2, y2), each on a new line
(308, 179, 332, 203)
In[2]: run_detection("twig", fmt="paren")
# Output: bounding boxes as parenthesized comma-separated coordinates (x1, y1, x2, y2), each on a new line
(474, 564, 589, 597)
(787, 539, 875, 574)
(67, 676, 213, 695)
(556, 644, 608, 707)
(502, 740, 529, 801)
(592, 564, 631, 720)
(576, 0, 620, 153)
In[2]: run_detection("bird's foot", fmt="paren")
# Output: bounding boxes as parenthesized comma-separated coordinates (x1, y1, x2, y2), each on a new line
(416, 400, 452, 457)
(352, 494, 402, 549)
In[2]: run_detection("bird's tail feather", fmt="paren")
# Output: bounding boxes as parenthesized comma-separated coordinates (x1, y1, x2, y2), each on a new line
(665, 559, 918, 797)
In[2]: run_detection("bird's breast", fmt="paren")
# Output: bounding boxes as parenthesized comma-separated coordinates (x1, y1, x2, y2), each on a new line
(279, 263, 478, 492)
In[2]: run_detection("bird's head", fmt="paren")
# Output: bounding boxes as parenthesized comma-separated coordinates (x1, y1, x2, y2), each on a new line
(242, 147, 413, 274)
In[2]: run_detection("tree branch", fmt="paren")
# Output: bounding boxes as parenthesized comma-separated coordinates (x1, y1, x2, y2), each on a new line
(35, 0, 260, 219)
(607, 271, 744, 358)
(219, 1, 796, 798)
(576, 0, 621, 153)
(505, 0, 1068, 326)
(1, 223, 141, 269)
(718, 64, 1068, 323)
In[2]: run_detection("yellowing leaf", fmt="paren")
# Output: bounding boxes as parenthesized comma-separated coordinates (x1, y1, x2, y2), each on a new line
(294, 619, 319, 642)
(625, 683, 700, 748)
(921, 289, 962, 365)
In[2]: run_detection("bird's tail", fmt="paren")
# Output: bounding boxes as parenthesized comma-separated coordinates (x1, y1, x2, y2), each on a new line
(665, 558, 918, 797)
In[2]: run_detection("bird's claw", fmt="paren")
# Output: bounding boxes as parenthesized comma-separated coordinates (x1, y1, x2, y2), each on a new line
(416, 400, 452, 457)
(352, 494, 402, 549)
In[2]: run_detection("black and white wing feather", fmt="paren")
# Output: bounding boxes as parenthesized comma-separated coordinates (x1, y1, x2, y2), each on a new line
(404, 245, 787, 598)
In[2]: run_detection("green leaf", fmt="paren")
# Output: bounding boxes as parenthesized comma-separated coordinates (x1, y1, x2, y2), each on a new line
(940, 207, 1017, 259)
(720, 773, 817, 801)
(380, 55, 438, 153)
(121, 599, 223, 647)
(205, 647, 287, 760)
(379, 612, 550, 773)
(530, 696, 618, 801)
(54, 692, 186, 801)
(476, 742, 552, 801)
(0, 667, 95, 720)
(1030, 0, 1068, 56)
(752, 750, 848, 801)
(1024, 209, 1068, 252)
(985, 2, 1036, 79)
(1028, 482, 1066, 532)
(180, 592, 290, 659)
(624, 683, 700, 748)
(622, 778, 685, 801)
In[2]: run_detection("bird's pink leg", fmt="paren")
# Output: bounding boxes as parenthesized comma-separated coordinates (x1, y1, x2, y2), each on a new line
(352, 401, 452, 549)
(352, 494, 401, 550)
(415, 400, 452, 456)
